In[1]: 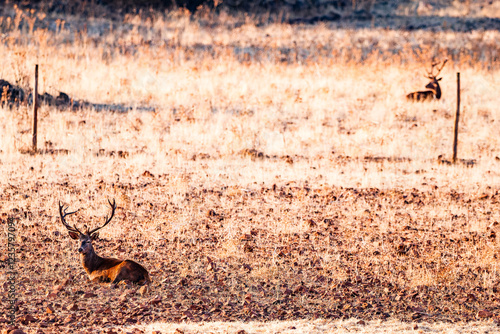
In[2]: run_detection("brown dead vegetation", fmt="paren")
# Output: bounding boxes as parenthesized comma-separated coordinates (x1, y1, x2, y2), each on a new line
(2, 181, 500, 331)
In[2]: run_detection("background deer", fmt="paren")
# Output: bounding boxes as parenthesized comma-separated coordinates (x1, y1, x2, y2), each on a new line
(59, 199, 151, 285)
(406, 59, 447, 102)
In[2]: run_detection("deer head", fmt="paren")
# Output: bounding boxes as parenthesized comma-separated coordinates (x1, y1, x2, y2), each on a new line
(424, 59, 447, 95)
(59, 199, 116, 253)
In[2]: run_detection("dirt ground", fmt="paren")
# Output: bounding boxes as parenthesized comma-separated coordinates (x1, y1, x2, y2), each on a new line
(2, 177, 500, 332)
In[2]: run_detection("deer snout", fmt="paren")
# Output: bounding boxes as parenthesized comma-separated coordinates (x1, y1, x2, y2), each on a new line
(78, 247, 84, 253)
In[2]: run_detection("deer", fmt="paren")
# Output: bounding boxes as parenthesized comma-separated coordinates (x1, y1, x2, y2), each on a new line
(59, 199, 151, 285)
(406, 59, 448, 102)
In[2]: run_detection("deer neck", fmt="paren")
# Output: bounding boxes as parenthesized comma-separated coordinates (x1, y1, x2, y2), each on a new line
(434, 84, 441, 99)
(80, 247, 104, 274)
(426, 80, 441, 99)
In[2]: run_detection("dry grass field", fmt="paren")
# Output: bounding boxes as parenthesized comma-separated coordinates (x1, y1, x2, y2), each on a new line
(1, 1, 500, 333)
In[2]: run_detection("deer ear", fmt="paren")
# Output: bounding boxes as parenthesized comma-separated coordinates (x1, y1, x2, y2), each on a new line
(90, 232, 99, 241)
(68, 231, 79, 240)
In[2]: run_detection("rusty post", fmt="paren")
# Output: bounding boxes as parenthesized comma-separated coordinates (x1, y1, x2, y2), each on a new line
(452, 72, 460, 164)
(32, 64, 38, 153)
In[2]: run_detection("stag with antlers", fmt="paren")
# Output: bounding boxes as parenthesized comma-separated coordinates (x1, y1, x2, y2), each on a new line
(406, 59, 448, 102)
(59, 199, 150, 285)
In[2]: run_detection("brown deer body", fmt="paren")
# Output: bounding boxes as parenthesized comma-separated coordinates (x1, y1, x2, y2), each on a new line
(406, 59, 447, 102)
(59, 199, 150, 285)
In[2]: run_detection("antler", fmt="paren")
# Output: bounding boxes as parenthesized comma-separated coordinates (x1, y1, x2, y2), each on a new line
(426, 59, 448, 78)
(87, 199, 117, 236)
(59, 201, 83, 235)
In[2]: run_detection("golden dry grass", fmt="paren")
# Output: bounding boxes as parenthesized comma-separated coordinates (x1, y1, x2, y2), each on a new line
(1, 3, 500, 333)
